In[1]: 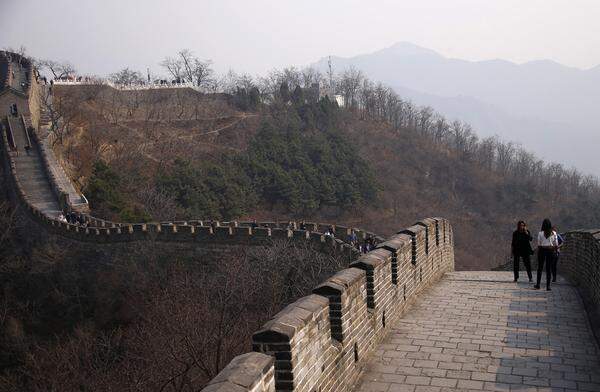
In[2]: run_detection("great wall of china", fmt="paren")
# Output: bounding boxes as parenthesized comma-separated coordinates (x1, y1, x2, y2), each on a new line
(1, 51, 600, 391)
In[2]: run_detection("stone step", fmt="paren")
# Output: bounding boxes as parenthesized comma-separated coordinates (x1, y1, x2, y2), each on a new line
(16, 173, 47, 180)
(17, 164, 47, 172)
(14, 162, 45, 170)
(14, 164, 45, 172)
(14, 167, 47, 176)
(15, 167, 47, 175)
(16, 167, 48, 176)
(28, 192, 57, 201)
(20, 187, 55, 195)
(29, 199, 59, 207)
(15, 170, 46, 178)
(20, 179, 54, 187)
(34, 202, 61, 212)
(20, 187, 55, 196)
(25, 188, 57, 196)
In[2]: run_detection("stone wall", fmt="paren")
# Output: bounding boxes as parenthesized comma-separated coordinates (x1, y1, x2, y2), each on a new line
(560, 230, 600, 341)
(203, 218, 455, 392)
(27, 65, 41, 130)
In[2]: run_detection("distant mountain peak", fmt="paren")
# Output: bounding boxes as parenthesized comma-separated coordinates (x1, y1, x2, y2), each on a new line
(380, 42, 442, 57)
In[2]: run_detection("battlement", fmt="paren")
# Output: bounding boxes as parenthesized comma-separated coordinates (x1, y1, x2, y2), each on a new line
(203, 218, 454, 392)
(560, 230, 600, 340)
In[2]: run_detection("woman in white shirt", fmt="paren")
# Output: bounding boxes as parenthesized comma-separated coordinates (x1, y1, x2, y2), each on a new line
(535, 218, 559, 291)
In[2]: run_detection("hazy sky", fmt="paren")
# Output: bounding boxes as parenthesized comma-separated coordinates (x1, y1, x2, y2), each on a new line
(2, 0, 600, 77)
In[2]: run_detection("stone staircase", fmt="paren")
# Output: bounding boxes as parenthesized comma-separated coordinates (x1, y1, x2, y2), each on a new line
(38, 84, 52, 127)
(7, 115, 62, 217)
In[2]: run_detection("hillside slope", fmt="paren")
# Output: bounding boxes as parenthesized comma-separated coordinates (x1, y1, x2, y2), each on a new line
(51, 84, 600, 270)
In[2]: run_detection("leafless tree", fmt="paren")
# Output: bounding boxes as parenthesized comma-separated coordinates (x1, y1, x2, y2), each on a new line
(37, 59, 76, 79)
(338, 67, 363, 110)
(161, 56, 184, 81)
(110, 68, 144, 85)
(301, 67, 323, 89)
(161, 50, 214, 87)
(0, 201, 17, 252)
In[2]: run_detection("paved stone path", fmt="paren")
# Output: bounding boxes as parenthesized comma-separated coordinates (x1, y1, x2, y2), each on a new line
(356, 272, 600, 392)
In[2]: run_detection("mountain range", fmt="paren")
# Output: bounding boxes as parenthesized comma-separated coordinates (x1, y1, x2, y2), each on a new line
(312, 42, 600, 176)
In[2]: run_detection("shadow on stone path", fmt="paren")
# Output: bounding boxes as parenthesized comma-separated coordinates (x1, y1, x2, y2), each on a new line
(355, 271, 600, 392)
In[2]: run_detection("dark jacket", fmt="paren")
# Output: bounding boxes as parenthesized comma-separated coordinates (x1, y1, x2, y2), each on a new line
(512, 230, 533, 256)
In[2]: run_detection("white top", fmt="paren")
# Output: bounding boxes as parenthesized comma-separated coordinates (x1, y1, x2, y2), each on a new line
(537, 231, 558, 247)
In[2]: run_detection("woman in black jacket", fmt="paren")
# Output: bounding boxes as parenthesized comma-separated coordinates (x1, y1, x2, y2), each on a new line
(512, 221, 533, 282)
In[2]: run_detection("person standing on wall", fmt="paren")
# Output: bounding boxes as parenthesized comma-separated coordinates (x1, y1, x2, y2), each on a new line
(511, 220, 533, 282)
(551, 226, 564, 283)
(534, 218, 559, 291)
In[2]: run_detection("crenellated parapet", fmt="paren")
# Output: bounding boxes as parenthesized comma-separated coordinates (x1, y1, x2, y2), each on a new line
(203, 218, 454, 392)
(560, 230, 600, 340)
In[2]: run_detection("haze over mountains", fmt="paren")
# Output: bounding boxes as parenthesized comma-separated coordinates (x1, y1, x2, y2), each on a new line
(313, 42, 600, 176)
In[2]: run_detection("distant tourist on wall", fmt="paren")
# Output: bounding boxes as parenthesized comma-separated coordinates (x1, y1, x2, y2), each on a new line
(511, 220, 533, 282)
(552, 226, 564, 283)
(362, 236, 375, 253)
(328, 225, 336, 237)
(251, 219, 259, 229)
(324, 226, 335, 238)
(535, 218, 559, 290)
(348, 229, 358, 246)
(299, 220, 307, 231)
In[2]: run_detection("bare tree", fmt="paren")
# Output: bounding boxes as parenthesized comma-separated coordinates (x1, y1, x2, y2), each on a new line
(109, 68, 144, 85)
(0, 201, 16, 250)
(37, 59, 76, 79)
(301, 67, 323, 89)
(338, 67, 363, 109)
(160, 56, 184, 81)
(161, 49, 214, 87)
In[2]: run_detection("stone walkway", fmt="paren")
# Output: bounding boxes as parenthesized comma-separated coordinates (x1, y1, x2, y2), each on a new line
(356, 272, 600, 392)
(8, 115, 62, 217)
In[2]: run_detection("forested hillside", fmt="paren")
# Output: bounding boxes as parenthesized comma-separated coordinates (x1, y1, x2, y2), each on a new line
(48, 66, 600, 269)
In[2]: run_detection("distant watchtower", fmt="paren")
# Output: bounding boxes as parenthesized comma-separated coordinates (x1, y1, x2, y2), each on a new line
(0, 51, 42, 129)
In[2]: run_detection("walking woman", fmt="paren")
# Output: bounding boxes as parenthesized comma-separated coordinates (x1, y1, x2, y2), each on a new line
(511, 221, 533, 282)
(535, 219, 559, 291)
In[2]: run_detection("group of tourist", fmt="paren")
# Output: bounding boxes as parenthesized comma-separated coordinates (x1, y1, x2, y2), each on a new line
(347, 229, 378, 254)
(511, 218, 564, 290)
(57, 211, 88, 227)
(246, 220, 378, 253)
(9, 103, 18, 116)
